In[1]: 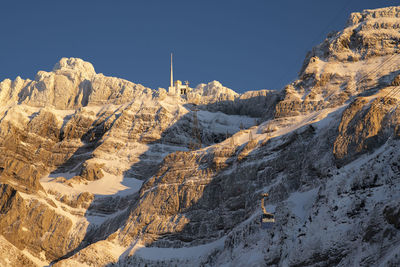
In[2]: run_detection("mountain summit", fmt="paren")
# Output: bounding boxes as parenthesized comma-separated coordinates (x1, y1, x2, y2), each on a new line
(52, 57, 96, 77)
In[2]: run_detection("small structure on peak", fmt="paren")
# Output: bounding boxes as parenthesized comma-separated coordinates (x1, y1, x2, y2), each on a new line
(168, 53, 191, 96)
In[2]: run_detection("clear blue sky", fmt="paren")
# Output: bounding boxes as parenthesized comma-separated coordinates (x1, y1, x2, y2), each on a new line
(0, 0, 398, 93)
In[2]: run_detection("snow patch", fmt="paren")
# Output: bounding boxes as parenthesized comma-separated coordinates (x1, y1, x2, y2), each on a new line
(286, 188, 319, 220)
(73, 173, 143, 197)
(42, 172, 143, 197)
(130, 237, 226, 262)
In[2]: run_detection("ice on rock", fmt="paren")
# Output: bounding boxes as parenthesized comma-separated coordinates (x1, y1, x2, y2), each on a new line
(52, 57, 96, 79)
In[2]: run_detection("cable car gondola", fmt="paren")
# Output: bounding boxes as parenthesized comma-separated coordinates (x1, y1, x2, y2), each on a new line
(260, 193, 275, 229)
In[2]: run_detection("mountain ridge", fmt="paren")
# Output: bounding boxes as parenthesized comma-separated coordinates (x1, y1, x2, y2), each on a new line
(1, 5, 400, 266)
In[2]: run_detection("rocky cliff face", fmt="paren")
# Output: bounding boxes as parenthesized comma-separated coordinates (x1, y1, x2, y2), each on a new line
(0, 56, 263, 265)
(0, 57, 152, 109)
(276, 6, 400, 118)
(2, 6, 400, 267)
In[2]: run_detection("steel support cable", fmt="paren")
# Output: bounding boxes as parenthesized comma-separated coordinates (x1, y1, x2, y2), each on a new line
(339, 52, 400, 111)
(372, 85, 400, 110)
(351, 53, 398, 91)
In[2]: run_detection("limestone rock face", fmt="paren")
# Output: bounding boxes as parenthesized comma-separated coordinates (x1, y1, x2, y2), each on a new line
(333, 96, 399, 166)
(2, 6, 400, 267)
(58, 93, 400, 266)
(0, 76, 32, 106)
(196, 89, 280, 119)
(304, 6, 400, 65)
(0, 57, 152, 109)
(236, 90, 279, 118)
(0, 57, 266, 266)
(0, 184, 80, 262)
(276, 6, 400, 118)
(79, 162, 105, 181)
(0, 235, 38, 267)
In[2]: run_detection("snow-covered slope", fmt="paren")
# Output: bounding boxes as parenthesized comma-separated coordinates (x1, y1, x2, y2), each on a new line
(1, 5, 400, 267)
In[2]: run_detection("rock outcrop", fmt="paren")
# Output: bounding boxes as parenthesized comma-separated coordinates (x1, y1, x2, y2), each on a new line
(0, 184, 81, 262)
(276, 6, 400, 118)
(333, 95, 399, 166)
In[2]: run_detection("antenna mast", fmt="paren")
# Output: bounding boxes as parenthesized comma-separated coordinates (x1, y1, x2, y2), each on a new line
(170, 53, 173, 88)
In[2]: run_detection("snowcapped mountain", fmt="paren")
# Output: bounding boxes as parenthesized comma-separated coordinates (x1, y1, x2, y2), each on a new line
(1, 6, 400, 267)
